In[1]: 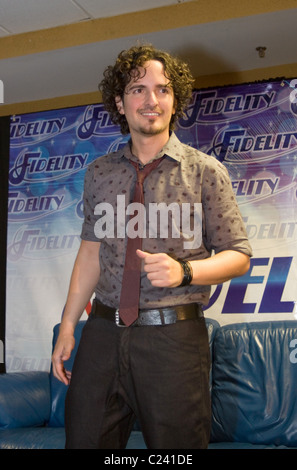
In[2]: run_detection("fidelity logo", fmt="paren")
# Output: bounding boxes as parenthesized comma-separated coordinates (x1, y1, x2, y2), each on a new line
(288, 79, 297, 103)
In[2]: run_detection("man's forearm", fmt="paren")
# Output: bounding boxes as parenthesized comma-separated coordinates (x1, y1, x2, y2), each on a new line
(137, 249, 250, 288)
(189, 250, 250, 286)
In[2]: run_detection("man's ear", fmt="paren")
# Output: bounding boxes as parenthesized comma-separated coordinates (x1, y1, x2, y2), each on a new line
(115, 96, 125, 115)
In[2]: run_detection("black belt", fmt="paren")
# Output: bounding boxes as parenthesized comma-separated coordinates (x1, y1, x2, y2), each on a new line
(91, 299, 203, 327)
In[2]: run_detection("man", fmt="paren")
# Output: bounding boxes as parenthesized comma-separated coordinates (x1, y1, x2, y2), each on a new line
(52, 44, 252, 449)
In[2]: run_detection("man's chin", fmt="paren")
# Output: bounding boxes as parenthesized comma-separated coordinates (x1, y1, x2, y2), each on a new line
(138, 124, 168, 136)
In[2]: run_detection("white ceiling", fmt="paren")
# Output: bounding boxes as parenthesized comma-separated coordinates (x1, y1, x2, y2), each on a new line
(0, 0, 185, 35)
(0, 0, 297, 107)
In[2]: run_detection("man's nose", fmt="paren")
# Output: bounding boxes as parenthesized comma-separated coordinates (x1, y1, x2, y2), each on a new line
(146, 90, 158, 106)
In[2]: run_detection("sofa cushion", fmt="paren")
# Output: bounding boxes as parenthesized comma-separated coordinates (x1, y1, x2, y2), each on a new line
(211, 321, 297, 447)
(0, 372, 50, 428)
(0, 427, 66, 449)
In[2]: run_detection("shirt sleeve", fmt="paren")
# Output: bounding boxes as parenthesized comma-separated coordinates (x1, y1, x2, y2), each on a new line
(202, 157, 253, 257)
(80, 162, 99, 242)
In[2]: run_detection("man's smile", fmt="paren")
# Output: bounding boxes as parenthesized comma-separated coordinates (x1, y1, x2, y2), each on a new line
(140, 110, 161, 117)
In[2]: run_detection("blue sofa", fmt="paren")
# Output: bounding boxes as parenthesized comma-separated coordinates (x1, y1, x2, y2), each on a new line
(0, 318, 297, 449)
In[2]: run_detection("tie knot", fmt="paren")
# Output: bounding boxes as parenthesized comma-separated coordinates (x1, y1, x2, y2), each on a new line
(129, 157, 163, 184)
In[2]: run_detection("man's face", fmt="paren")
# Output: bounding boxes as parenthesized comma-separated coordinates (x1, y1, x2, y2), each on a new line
(116, 60, 176, 139)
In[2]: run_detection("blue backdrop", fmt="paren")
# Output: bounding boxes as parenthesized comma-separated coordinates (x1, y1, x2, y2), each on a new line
(6, 79, 297, 371)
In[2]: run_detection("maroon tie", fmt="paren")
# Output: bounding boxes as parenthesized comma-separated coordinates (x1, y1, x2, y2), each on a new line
(118, 157, 164, 326)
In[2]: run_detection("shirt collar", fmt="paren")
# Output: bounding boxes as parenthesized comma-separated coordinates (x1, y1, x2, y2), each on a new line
(112, 132, 183, 164)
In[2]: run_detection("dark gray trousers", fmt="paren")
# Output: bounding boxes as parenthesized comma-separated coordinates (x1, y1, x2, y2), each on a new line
(65, 314, 211, 449)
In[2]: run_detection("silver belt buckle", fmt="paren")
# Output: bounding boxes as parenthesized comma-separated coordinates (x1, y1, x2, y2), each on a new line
(115, 309, 126, 327)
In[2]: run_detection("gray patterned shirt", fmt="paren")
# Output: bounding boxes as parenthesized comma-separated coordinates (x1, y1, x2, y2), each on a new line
(81, 132, 252, 309)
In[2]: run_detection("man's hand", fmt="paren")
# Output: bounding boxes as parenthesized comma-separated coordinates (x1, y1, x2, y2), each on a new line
(51, 333, 75, 385)
(136, 249, 183, 287)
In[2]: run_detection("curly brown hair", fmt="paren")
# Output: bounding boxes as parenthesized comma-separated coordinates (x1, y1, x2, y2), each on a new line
(98, 44, 194, 135)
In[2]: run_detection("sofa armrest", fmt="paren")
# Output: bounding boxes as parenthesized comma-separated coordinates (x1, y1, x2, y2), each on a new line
(211, 321, 297, 447)
(0, 371, 51, 428)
